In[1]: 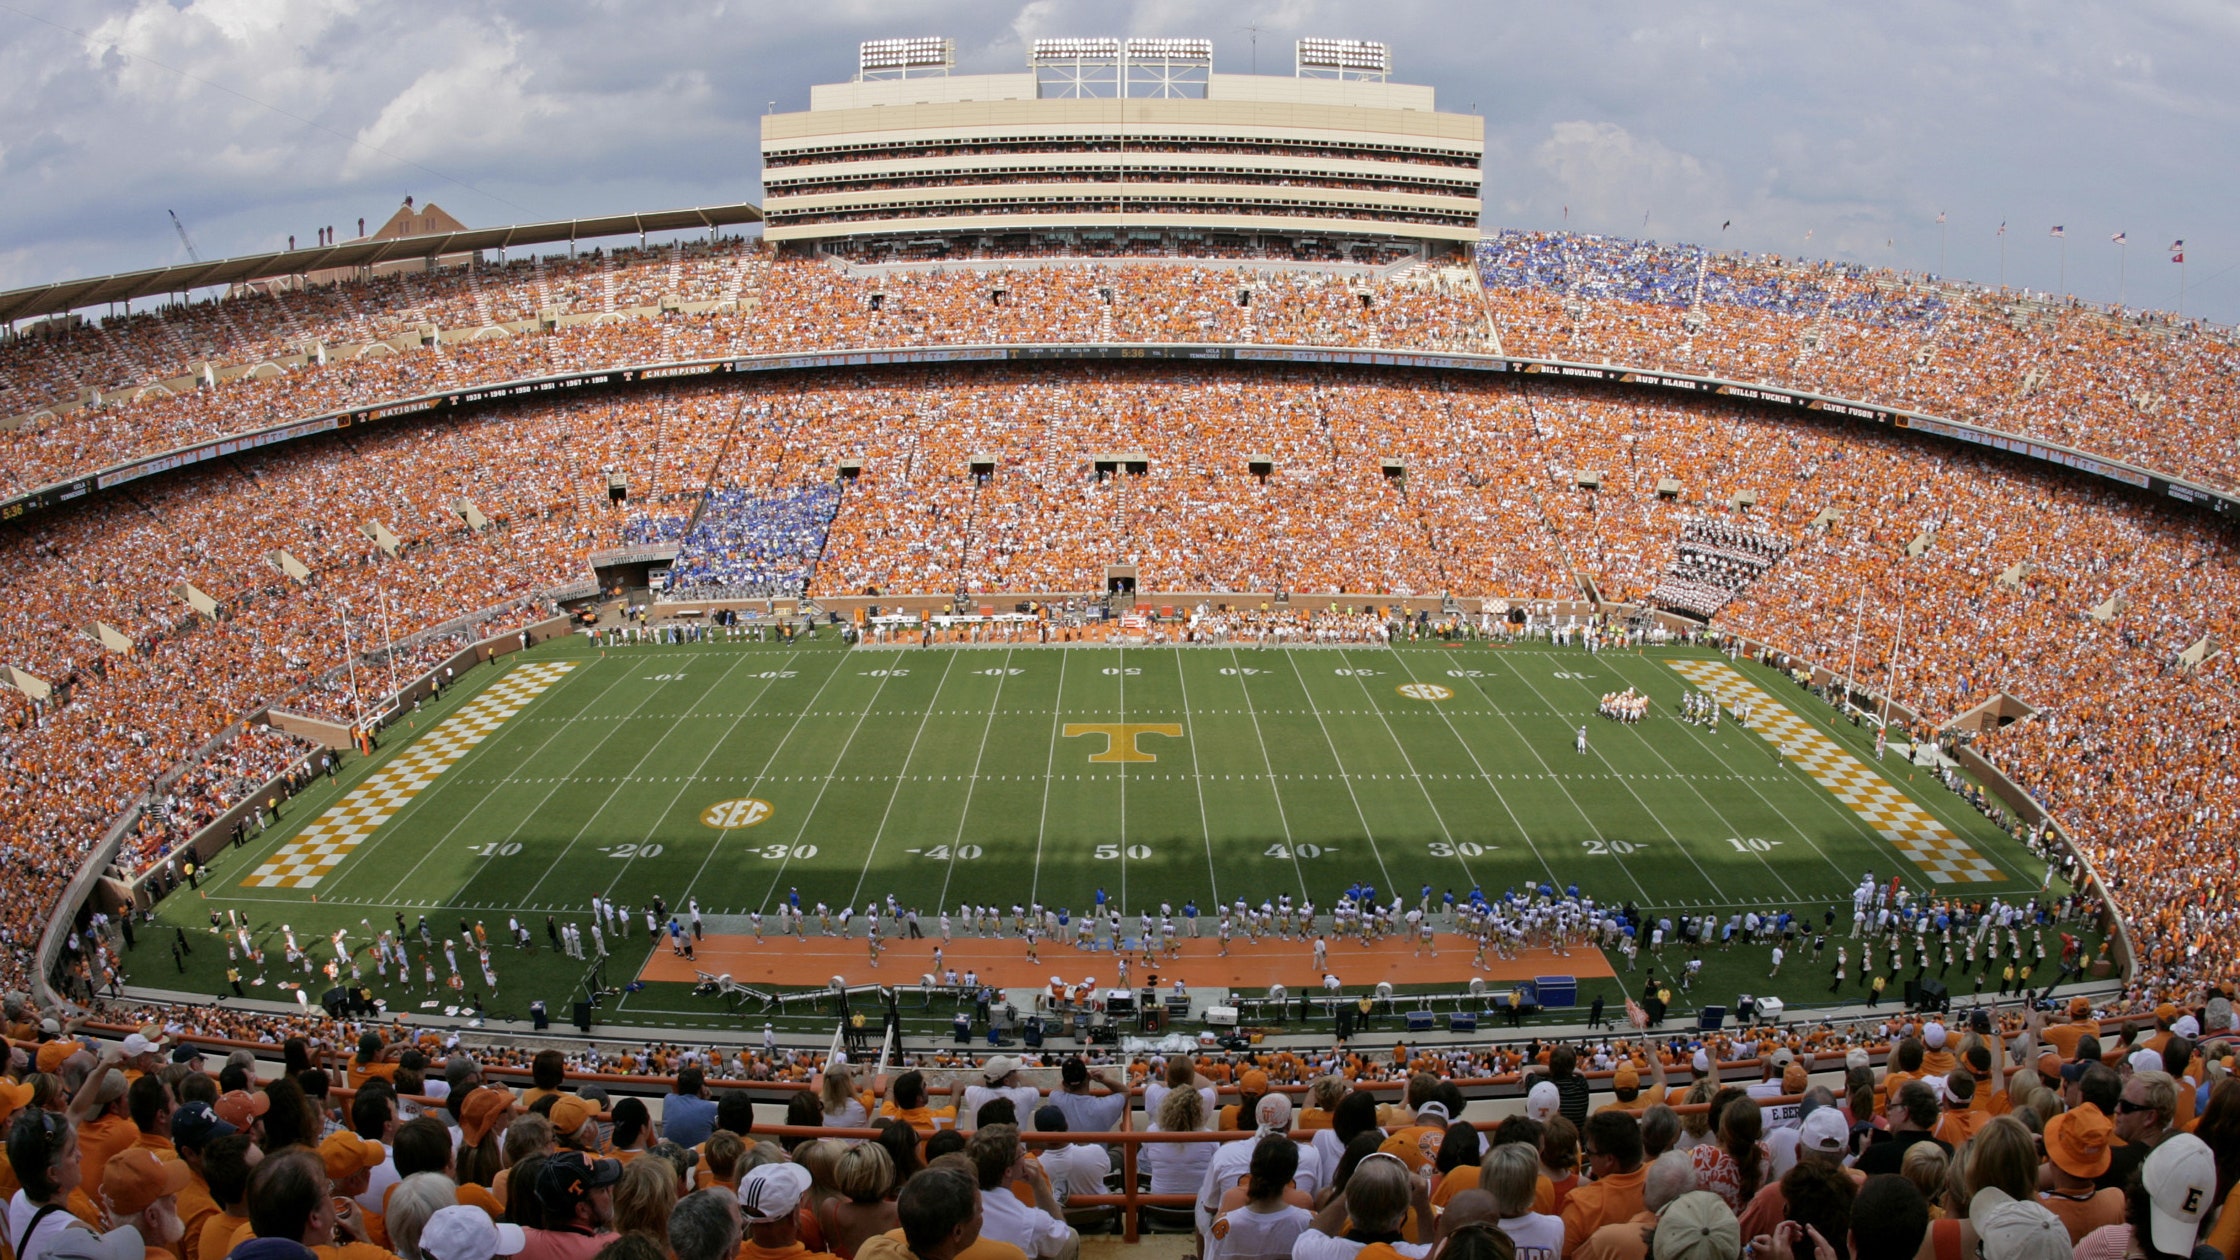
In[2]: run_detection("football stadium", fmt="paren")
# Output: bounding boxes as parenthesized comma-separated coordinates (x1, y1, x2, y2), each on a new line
(2, 25, 2234, 1259)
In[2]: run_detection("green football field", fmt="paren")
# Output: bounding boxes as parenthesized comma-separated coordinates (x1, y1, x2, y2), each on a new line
(145, 633, 2064, 1031)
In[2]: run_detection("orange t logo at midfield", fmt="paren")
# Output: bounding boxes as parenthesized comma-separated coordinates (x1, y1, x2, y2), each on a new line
(1062, 723, 1184, 763)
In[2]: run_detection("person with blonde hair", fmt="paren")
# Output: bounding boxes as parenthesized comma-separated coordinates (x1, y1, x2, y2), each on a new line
(819, 1064, 874, 1131)
(611, 1156, 678, 1249)
(1146, 1086, 1215, 1197)
(818, 1141, 899, 1259)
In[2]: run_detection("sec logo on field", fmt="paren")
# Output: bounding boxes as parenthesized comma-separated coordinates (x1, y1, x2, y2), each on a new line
(1397, 683, 1453, 701)
(701, 798, 775, 830)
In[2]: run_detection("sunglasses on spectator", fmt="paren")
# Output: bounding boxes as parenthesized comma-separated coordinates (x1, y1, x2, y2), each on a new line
(2113, 1099, 2154, 1114)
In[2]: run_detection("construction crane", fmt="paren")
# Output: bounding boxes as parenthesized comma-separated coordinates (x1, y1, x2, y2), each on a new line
(167, 210, 201, 263)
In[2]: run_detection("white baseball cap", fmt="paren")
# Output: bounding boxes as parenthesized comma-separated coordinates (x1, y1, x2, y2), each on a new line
(1799, 1107, 1849, 1155)
(2129, 1048, 2166, 1074)
(1923, 1023, 1947, 1049)
(740, 1163, 813, 1224)
(1969, 1188, 2071, 1260)
(2142, 1134, 2216, 1256)
(1526, 1082, 1559, 1121)
(419, 1207, 526, 1260)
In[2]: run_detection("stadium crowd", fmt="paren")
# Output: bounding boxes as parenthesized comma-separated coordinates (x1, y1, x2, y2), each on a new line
(1, 998, 2238, 1260)
(1476, 230, 2240, 494)
(0, 323, 2232, 1132)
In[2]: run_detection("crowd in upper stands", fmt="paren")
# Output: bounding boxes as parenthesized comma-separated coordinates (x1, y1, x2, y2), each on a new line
(1475, 230, 2240, 493)
(0, 232, 2235, 1078)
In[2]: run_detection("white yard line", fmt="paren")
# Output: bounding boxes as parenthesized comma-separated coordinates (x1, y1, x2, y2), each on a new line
(1526, 652, 1801, 900)
(377, 659, 667, 902)
(1381, 650, 1565, 887)
(1482, 649, 1735, 901)
(847, 650, 966, 906)
(1598, 653, 1859, 883)
(516, 651, 766, 905)
(743, 656, 900, 911)
(1277, 648, 1395, 891)
(1169, 648, 1222, 906)
(934, 648, 1016, 912)
(1224, 647, 1307, 899)
(1026, 649, 1072, 910)
(1334, 647, 1477, 887)
(598, 655, 823, 907)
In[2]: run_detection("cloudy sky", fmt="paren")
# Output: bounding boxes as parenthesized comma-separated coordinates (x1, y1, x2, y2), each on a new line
(2, 0, 2236, 322)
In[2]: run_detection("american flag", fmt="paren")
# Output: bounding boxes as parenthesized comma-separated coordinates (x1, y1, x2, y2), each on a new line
(2049, 226, 2065, 238)
(2110, 232, 2127, 245)
(1935, 211, 1946, 224)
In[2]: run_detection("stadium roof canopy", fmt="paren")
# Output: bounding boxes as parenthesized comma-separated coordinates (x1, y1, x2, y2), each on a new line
(0, 203, 764, 327)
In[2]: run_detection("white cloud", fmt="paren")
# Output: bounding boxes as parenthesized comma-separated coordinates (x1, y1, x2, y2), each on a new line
(1523, 121, 1725, 238)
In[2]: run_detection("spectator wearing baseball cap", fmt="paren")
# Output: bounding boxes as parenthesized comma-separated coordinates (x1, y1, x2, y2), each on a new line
(1737, 1108, 1856, 1242)
(67, 1047, 139, 1196)
(165, 1104, 230, 1260)
(99, 1148, 189, 1260)
(737, 1163, 833, 1260)
(418, 1205, 526, 1260)
(319, 1132, 388, 1249)
(2041, 999, 2100, 1062)
(546, 1098, 601, 1154)
(1600, 1055, 1671, 1116)
(114, 1033, 165, 1082)
(2039, 1107, 2124, 1243)
(1969, 1185, 2071, 1260)
(1216, 1071, 1271, 1132)
(457, 1088, 520, 1191)
(1649, 1190, 1740, 1260)
(213, 1091, 269, 1140)
(1028, 1106, 1111, 1210)
(958, 1060, 1039, 1137)
(520, 1151, 620, 1260)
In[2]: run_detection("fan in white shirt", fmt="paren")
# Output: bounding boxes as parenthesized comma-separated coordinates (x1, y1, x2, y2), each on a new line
(1206, 1134, 1315, 1260)
(1481, 1144, 1565, 1260)
(1292, 1152, 1436, 1260)
(963, 1124, 1076, 1260)
(1196, 1096, 1327, 1237)
(959, 1056, 1044, 1134)
(1029, 1106, 1112, 1205)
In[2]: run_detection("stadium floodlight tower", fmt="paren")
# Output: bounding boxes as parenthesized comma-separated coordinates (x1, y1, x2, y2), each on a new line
(1031, 37, 1212, 98)
(1031, 37, 1123, 97)
(857, 36, 953, 81)
(1296, 37, 1391, 81)
(1123, 37, 1213, 98)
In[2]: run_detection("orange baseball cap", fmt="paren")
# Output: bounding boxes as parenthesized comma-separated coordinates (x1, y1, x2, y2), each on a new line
(0, 1077, 33, 1123)
(2046, 1106, 2114, 1179)
(102, 1147, 192, 1216)
(214, 1089, 270, 1130)
(34, 1042, 74, 1074)
(2155, 1003, 2179, 1024)
(1613, 1066, 1641, 1090)
(461, 1087, 518, 1146)
(1782, 1063, 1810, 1093)
(2068, 997, 2093, 1018)
(2037, 1053, 2065, 1083)
(1240, 1070, 1270, 1095)
(319, 1131, 386, 1181)
(549, 1095, 599, 1138)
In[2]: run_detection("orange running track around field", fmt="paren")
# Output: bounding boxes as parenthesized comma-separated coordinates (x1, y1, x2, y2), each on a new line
(633, 932, 1613, 991)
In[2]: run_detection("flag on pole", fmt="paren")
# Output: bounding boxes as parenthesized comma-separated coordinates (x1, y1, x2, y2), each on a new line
(2172, 252, 2184, 264)
(2169, 240, 2184, 251)
(2049, 225, 2065, 238)
(1936, 211, 1946, 223)
(1997, 222, 2007, 236)
(1721, 220, 1730, 230)
(2110, 232, 2127, 245)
